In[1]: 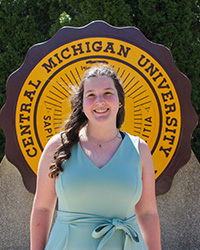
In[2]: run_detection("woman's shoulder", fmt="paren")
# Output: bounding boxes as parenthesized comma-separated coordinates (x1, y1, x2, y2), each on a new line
(122, 131, 140, 144)
(124, 133, 154, 174)
(122, 131, 151, 155)
(37, 133, 63, 174)
(123, 132, 147, 145)
(122, 131, 139, 139)
(43, 132, 63, 154)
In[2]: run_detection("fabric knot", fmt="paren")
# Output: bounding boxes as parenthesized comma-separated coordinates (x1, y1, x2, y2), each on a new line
(56, 211, 141, 250)
(91, 215, 140, 250)
(112, 218, 123, 230)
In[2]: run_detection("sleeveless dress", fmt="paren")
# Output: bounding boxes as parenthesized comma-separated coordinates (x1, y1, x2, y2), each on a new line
(45, 132, 147, 250)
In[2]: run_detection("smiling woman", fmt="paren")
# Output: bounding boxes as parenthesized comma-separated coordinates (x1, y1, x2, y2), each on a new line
(30, 64, 161, 250)
(83, 76, 120, 129)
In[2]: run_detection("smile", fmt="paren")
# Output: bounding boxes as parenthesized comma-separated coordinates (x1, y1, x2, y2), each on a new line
(94, 108, 109, 114)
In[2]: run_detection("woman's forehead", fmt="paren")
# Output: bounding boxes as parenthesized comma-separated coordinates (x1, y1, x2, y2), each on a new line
(83, 77, 116, 93)
(84, 76, 115, 87)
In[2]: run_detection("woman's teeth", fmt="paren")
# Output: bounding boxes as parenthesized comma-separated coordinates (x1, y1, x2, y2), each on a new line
(95, 109, 108, 113)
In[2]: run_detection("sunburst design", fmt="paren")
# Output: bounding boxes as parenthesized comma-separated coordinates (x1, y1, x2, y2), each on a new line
(0, 21, 197, 195)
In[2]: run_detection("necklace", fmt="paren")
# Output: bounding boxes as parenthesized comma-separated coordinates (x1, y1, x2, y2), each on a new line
(86, 130, 121, 148)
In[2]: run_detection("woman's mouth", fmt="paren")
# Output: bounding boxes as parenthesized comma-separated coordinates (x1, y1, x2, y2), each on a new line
(94, 108, 109, 114)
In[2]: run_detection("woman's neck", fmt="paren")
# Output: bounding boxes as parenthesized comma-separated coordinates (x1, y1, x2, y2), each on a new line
(84, 123, 119, 143)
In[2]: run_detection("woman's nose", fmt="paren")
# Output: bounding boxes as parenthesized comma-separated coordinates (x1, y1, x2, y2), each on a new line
(96, 94, 105, 104)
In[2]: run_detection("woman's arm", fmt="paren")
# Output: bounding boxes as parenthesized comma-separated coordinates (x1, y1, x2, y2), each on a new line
(135, 138, 161, 250)
(30, 133, 61, 250)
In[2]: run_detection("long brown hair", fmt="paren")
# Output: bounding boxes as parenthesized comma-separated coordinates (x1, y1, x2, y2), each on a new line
(49, 64, 125, 178)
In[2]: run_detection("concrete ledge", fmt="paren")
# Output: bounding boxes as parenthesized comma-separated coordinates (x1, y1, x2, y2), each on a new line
(157, 151, 200, 250)
(0, 156, 34, 250)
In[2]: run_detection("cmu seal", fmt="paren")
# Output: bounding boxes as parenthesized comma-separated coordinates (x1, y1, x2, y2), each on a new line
(0, 21, 197, 195)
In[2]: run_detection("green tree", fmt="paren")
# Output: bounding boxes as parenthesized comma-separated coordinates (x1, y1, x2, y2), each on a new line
(61, 0, 133, 26)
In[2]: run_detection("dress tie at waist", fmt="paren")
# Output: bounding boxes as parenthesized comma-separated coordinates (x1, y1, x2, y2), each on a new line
(56, 210, 140, 250)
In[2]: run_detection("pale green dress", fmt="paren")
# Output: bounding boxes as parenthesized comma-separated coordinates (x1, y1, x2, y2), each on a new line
(45, 132, 147, 250)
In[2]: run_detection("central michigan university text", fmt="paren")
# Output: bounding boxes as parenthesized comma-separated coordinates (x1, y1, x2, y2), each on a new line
(41, 41, 131, 73)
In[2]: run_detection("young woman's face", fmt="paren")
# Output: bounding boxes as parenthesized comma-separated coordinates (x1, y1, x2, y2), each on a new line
(83, 76, 120, 127)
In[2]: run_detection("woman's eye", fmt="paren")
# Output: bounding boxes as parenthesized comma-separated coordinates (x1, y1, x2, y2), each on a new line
(87, 93, 95, 98)
(104, 92, 112, 96)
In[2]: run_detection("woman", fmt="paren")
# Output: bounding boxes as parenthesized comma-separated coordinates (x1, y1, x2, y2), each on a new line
(30, 64, 161, 250)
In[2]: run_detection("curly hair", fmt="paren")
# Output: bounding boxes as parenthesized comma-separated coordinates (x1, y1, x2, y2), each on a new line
(49, 64, 125, 178)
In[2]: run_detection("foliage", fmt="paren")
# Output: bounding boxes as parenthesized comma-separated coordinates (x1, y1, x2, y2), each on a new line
(62, 0, 133, 26)
(0, 0, 199, 161)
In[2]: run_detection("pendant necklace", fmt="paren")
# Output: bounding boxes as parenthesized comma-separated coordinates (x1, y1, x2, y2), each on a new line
(86, 130, 121, 148)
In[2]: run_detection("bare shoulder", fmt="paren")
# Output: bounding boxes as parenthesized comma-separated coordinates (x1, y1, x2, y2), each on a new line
(138, 138, 151, 157)
(43, 132, 63, 154)
(37, 133, 62, 175)
(138, 138, 154, 175)
(34, 133, 63, 210)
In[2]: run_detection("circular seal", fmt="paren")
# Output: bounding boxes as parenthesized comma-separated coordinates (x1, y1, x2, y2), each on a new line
(0, 21, 197, 194)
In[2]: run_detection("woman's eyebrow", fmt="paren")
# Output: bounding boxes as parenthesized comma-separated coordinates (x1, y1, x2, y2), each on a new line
(104, 87, 114, 91)
(85, 90, 94, 94)
(85, 87, 114, 94)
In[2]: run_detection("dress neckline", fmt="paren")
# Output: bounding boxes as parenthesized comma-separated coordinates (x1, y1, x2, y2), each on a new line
(78, 131, 127, 170)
